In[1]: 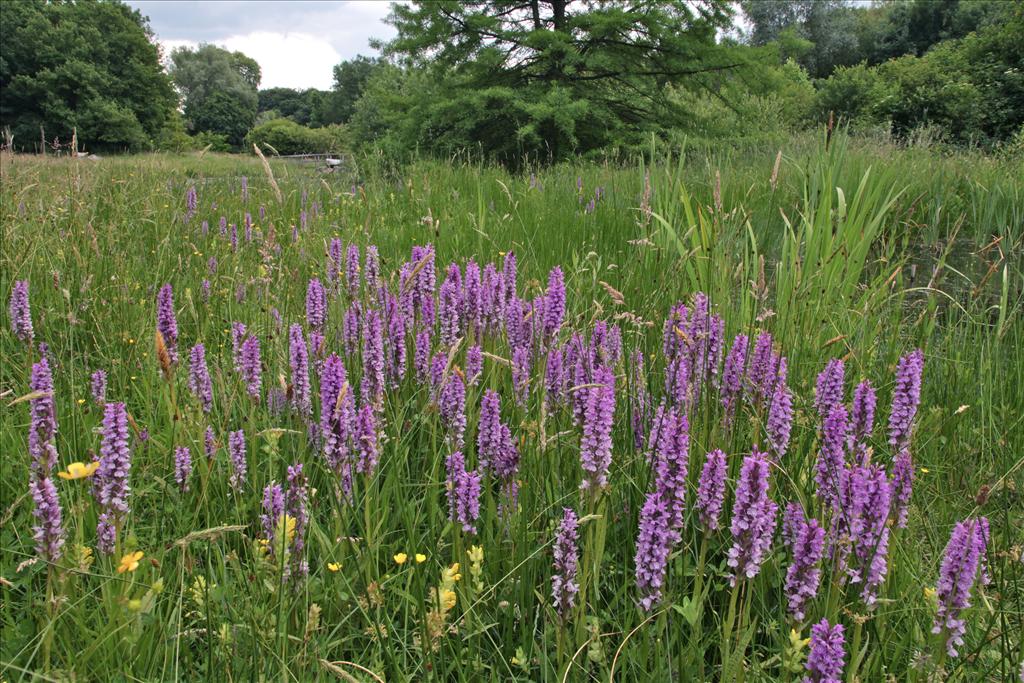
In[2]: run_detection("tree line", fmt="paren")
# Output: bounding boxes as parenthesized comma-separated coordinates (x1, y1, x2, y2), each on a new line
(1, 0, 1020, 159)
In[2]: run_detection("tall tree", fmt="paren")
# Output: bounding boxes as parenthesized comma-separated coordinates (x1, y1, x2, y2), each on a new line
(379, 0, 738, 160)
(322, 55, 383, 125)
(0, 0, 176, 151)
(169, 44, 260, 146)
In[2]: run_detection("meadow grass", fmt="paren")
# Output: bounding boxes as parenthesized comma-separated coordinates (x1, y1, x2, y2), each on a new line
(1, 133, 1021, 681)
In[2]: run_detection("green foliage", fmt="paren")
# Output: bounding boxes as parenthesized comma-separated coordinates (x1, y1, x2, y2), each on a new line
(0, 135, 1021, 680)
(245, 118, 346, 155)
(170, 44, 261, 147)
(188, 91, 257, 148)
(257, 88, 328, 127)
(376, 0, 742, 162)
(0, 0, 176, 152)
(817, 11, 1024, 145)
(323, 55, 385, 125)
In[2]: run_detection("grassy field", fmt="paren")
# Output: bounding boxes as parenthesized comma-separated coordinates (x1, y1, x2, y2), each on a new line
(1, 134, 1022, 681)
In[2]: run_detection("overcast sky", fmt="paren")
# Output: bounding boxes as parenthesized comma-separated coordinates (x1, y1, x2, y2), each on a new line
(127, 1, 398, 90)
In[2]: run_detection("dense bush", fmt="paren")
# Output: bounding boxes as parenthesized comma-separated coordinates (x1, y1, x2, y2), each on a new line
(245, 118, 346, 155)
(816, 13, 1023, 145)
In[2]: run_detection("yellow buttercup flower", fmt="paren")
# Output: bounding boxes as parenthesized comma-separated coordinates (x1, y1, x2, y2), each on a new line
(117, 551, 144, 574)
(77, 398, 86, 405)
(415, 553, 427, 564)
(57, 461, 100, 480)
(327, 562, 341, 572)
(394, 553, 408, 565)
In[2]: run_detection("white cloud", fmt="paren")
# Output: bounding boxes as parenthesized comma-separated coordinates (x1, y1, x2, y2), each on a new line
(221, 32, 342, 90)
(131, 1, 396, 90)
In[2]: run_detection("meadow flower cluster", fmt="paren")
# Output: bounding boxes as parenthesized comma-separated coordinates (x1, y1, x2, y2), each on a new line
(3, 162, 1014, 681)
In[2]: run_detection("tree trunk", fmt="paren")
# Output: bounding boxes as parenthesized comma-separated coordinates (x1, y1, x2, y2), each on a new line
(551, 0, 566, 31)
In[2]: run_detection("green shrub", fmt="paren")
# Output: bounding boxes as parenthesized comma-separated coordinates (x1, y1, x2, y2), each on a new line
(245, 118, 346, 155)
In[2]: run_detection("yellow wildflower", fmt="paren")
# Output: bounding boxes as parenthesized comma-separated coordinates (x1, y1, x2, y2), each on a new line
(57, 461, 100, 480)
(117, 550, 144, 574)
(438, 588, 457, 611)
(327, 562, 341, 572)
(415, 553, 427, 564)
(77, 398, 86, 405)
(394, 553, 408, 565)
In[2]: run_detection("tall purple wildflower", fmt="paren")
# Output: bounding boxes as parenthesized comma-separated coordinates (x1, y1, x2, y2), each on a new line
(544, 266, 566, 340)
(188, 343, 213, 413)
(747, 332, 775, 401)
(185, 185, 197, 222)
(174, 446, 192, 492)
(156, 284, 179, 364)
(838, 464, 892, 607)
(342, 302, 361, 358)
(891, 449, 913, 528)
(289, 325, 311, 417)
(580, 365, 615, 490)
(815, 358, 845, 419)
(28, 358, 58, 475)
(261, 482, 285, 558)
(511, 345, 531, 406)
(628, 350, 649, 450)
(445, 451, 482, 534)
(414, 328, 432, 382)
(439, 264, 464, 348)
(767, 358, 794, 459)
(805, 619, 846, 682)
(346, 244, 361, 299)
(464, 260, 482, 339)
(320, 355, 355, 493)
(851, 380, 877, 464)
(361, 308, 384, 409)
(815, 404, 849, 509)
(285, 463, 309, 580)
(551, 507, 580, 619)
(29, 477, 63, 563)
(227, 429, 247, 490)
(9, 280, 33, 343)
(306, 278, 327, 332)
(364, 245, 380, 292)
(240, 334, 262, 398)
(439, 374, 467, 449)
(476, 390, 502, 470)
(354, 404, 379, 477)
(784, 515, 825, 621)
(328, 238, 343, 287)
(634, 408, 689, 609)
(933, 517, 988, 657)
(231, 322, 247, 373)
(721, 334, 748, 424)
(95, 402, 131, 554)
(888, 349, 924, 450)
(91, 369, 107, 404)
(503, 251, 517, 303)
(547, 346, 566, 409)
(465, 344, 482, 385)
(696, 449, 728, 533)
(727, 449, 779, 585)
(205, 426, 216, 460)
(481, 263, 504, 333)
(411, 244, 436, 325)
